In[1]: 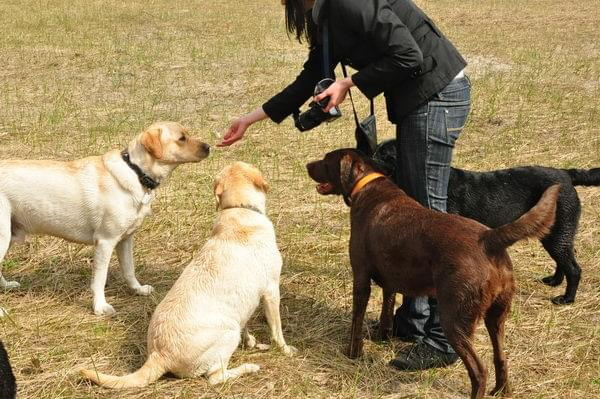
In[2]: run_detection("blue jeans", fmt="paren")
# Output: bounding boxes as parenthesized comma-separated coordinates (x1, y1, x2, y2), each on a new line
(393, 75, 471, 354)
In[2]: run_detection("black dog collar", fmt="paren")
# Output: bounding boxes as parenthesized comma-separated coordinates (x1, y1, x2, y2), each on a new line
(121, 150, 160, 190)
(221, 204, 264, 215)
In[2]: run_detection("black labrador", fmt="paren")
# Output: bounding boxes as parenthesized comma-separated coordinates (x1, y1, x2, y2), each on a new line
(373, 139, 600, 304)
(0, 340, 16, 399)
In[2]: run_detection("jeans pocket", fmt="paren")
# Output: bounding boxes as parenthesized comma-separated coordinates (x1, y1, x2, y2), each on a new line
(436, 76, 471, 103)
(443, 103, 471, 143)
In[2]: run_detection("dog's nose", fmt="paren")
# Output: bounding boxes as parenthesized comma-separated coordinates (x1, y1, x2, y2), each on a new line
(201, 143, 210, 154)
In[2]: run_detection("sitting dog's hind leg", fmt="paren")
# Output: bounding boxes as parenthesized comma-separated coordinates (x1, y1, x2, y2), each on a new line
(242, 326, 257, 349)
(205, 330, 260, 385)
(242, 326, 270, 351)
(207, 363, 260, 385)
(0, 203, 20, 290)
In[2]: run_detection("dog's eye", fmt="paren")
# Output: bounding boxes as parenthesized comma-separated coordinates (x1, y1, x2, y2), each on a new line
(178, 135, 186, 142)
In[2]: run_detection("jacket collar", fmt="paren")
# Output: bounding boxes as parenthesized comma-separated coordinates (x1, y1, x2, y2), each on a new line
(311, 0, 328, 24)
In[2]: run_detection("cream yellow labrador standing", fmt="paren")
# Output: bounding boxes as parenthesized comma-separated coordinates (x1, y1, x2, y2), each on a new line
(81, 162, 296, 388)
(0, 122, 209, 315)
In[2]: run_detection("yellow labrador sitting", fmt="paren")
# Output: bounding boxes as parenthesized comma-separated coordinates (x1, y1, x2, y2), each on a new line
(0, 122, 209, 315)
(80, 162, 296, 388)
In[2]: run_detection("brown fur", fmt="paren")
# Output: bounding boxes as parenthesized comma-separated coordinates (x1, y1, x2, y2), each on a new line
(306, 149, 559, 399)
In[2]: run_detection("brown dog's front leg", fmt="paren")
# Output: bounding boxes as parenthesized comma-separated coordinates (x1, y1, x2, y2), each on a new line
(378, 288, 396, 341)
(346, 278, 371, 359)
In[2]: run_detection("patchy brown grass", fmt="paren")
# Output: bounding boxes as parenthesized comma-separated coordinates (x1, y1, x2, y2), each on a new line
(0, 0, 598, 398)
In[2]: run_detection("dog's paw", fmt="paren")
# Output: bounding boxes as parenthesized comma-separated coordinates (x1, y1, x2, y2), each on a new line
(282, 345, 298, 357)
(1, 280, 20, 290)
(134, 284, 154, 296)
(344, 342, 363, 359)
(255, 343, 271, 351)
(490, 383, 512, 397)
(244, 333, 257, 349)
(378, 328, 392, 342)
(551, 295, 574, 305)
(244, 363, 261, 373)
(93, 303, 116, 316)
(540, 275, 562, 287)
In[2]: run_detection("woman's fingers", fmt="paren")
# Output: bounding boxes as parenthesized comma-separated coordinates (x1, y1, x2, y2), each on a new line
(315, 82, 348, 112)
(218, 133, 241, 146)
(314, 87, 333, 104)
(218, 121, 245, 147)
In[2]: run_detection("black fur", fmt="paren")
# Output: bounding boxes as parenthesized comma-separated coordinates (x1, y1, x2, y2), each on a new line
(0, 341, 16, 399)
(373, 139, 600, 304)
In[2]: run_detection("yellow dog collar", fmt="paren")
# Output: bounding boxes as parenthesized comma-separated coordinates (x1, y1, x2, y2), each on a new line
(351, 173, 386, 197)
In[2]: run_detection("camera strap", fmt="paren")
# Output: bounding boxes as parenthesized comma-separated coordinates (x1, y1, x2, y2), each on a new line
(341, 63, 374, 125)
(342, 63, 378, 156)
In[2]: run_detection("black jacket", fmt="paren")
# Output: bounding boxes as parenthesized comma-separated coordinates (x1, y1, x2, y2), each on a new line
(262, 0, 467, 124)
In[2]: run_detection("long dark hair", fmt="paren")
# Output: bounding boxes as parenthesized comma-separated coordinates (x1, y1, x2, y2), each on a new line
(285, 0, 318, 47)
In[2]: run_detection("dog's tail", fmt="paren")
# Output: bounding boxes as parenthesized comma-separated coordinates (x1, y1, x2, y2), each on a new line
(80, 351, 166, 389)
(0, 341, 17, 399)
(565, 168, 600, 186)
(481, 185, 560, 254)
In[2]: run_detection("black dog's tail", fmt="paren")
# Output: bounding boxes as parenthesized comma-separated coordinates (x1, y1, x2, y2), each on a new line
(565, 168, 600, 186)
(0, 341, 17, 399)
(481, 185, 559, 254)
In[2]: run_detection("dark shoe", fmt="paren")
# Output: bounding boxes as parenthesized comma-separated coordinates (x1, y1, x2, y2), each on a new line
(392, 332, 419, 343)
(366, 319, 420, 343)
(389, 342, 458, 371)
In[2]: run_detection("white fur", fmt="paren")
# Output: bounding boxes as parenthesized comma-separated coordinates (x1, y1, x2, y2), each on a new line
(80, 162, 296, 388)
(0, 121, 208, 315)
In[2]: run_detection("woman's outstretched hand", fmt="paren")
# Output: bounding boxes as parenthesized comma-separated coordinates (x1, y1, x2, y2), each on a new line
(219, 117, 249, 147)
(314, 76, 355, 113)
(218, 108, 268, 147)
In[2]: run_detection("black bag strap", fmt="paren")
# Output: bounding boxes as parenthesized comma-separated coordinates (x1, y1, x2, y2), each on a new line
(322, 20, 331, 79)
(341, 63, 374, 126)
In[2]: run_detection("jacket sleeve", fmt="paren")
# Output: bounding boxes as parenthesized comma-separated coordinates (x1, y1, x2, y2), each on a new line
(341, 0, 423, 99)
(262, 45, 324, 124)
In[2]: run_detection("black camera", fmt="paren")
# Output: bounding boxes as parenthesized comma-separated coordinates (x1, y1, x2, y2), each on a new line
(293, 78, 342, 132)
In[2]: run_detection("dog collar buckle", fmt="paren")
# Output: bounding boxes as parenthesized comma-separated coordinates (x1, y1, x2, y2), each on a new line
(121, 150, 160, 190)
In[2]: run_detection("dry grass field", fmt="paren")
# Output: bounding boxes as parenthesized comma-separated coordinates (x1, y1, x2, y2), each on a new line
(0, 0, 598, 397)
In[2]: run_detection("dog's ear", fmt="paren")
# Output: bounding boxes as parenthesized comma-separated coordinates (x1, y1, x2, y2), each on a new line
(213, 179, 224, 210)
(141, 128, 163, 159)
(340, 154, 360, 194)
(248, 169, 269, 193)
(340, 153, 367, 195)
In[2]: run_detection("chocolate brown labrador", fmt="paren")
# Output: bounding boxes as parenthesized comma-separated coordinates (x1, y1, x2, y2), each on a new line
(306, 149, 559, 399)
